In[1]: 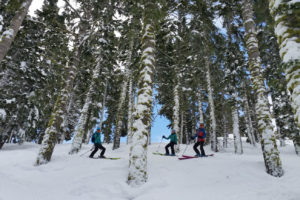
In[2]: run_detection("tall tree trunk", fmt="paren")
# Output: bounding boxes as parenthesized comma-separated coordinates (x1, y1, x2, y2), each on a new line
(242, 0, 283, 176)
(268, 0, 300, 156)
(127, 75, 134, 144)
(69, 57, 102, 154)
(198, 89, 204, 124)
(0, 0, 33, 63)
(128, 15, 155, 186)
(244, 94, 256, 146)
(35, 62, 77, 165)
(232, 102, 243, 154)
(205, 58, 217, 152)
(113, 72, 129, 150)
(60, 88, 76, 143)
(180, 111, 185, 144)
(173, 83, 180, 151)
(223, 114, 228, 148)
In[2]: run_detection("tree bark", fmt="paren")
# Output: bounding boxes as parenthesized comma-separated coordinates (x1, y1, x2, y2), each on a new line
(128, 16, 155, 186)
(113, 71, 129, 149)
(173, 83, 180, 151)
(232, 103, 243, 154)
(0, 0, 33, 63)
(35, 62, 77, 165)
(244, 94, 256, 146)
(242, 0, 283, 176)
(205, 58, 217, 152)
(268, 0, 300, 156)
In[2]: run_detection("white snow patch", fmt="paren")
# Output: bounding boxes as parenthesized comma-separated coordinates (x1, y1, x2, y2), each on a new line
(0, 108, 6, 120)
(6, 98, 16, 104)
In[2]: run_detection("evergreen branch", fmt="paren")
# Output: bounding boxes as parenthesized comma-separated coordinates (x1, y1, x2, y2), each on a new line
(63, 0, 84, 22)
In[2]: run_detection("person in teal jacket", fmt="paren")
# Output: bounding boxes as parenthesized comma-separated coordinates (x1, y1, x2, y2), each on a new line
(89, 127, 106, 158)
(162, 129, 178, 156)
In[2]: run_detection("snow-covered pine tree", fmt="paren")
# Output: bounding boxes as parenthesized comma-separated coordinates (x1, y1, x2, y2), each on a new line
(189, 0, 221, 152)
(241, 0, 283, 177)
(128, 1, 159, 186)
(0, 0, 33, 63)
(0, 0, 69, 148)
(70, 0, 119, 153)
(268, 0, 300, 155)
(69, 56, 103, 154)
(35, 5, 93, 164)
(205, 58, 218, 152)
(112, 69, 129, 150)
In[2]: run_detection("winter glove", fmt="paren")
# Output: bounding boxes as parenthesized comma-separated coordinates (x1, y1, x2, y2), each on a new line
(162, 135, 166, 139)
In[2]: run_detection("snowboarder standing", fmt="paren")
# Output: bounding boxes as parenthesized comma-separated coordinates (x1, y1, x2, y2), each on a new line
(191, 123, 206, 157)
(89, 127, 106, 158)
(162, 130, 178, 156)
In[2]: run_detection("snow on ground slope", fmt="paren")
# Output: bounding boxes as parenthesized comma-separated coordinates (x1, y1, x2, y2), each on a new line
(0, 142, 299, 200)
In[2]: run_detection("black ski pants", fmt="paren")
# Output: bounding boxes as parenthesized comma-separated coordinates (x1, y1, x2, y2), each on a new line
(165, 142, 176, 155)
(193, 141, 205, 156)
(90, 143, 106, 157)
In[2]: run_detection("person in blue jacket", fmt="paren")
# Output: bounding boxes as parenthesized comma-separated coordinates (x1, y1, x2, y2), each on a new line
(89, 127, 106, 158)
(191, 123, 206, 157)
(162, 129, 178, 156)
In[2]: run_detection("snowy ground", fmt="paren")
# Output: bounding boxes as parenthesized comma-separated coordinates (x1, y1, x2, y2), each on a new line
(0, 141, 300, 200)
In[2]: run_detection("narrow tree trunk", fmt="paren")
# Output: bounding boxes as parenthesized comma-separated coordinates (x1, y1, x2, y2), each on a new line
(276, 126, 285, 147)
(60, 85, 76, 143)
(242, 0, 283, 176)
(223, 115, 228, 148)
(127, 75, 134, 145)
(113, 72, 129, 150)
(244, 94, 256, 146)
(69, 58, 102, 154)
(100, 80, 108, 130)
(205, 58, 217, 152)
(0, 0, 33, 63)
(180, 111, 185, 144)
(173, 83, 180, 151)
(128, 20, 155, 186)
(198, 89, 204, 124)
(232, 103, 243, 154)
(100, 80, 109, 143)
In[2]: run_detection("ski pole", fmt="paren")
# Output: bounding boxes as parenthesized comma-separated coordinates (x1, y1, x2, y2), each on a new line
(182, 139, 190, 156)
(80, 146, 94, 157)
(156, 137, 163, 152)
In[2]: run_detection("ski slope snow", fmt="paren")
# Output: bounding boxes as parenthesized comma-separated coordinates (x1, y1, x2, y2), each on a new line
(0, 142, 299, 200)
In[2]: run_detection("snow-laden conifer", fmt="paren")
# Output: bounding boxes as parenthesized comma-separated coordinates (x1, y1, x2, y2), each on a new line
(36, 61, 77, 165)
(268, 0, 300, 156)
(0, 0, 33, 63)
(173, 83, 180, 150)
(241, 0, 283, 176)
(128, 10, 156, 186)
(205, 58, 218, 152)
(69, 58, 102, 154)
(113, 70, 129, 150)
